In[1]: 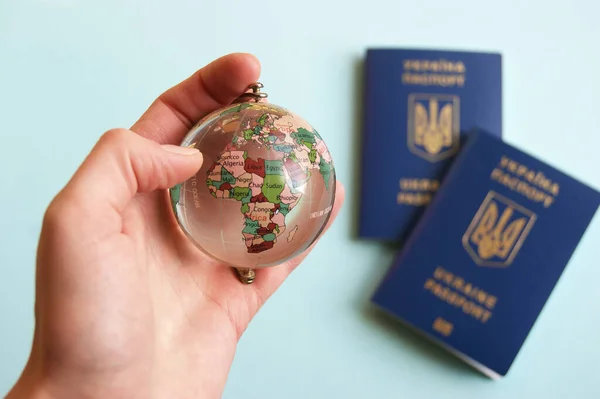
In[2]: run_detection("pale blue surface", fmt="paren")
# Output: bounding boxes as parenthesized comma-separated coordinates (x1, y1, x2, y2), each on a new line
(1, 1, 599, 398)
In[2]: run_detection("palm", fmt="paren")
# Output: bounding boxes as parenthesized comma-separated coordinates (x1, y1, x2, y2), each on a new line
(81, 190, 259, 396)
(12, 53, 344, 399)
(128, 190, 264, 339)
(34, 190, 249, 398)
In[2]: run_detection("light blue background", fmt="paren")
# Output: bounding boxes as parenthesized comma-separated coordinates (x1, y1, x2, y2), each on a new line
(1, 1, 599, 398)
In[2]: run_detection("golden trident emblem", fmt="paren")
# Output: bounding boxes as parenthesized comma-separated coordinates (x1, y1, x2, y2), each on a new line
(463, 191, 537, 267)
(414, 97, 454, 155)
(470, 201, 527, 260)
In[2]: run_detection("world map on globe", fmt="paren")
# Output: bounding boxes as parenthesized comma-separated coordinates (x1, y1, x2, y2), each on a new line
(170, 101, 335, 262)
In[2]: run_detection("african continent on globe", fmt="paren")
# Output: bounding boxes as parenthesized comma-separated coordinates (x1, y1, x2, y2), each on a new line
(170, 101, 336, 269)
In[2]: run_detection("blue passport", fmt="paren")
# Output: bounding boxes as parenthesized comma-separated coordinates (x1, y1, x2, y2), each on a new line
(371, 130, 600, 378)
(359, 48, 502, 241)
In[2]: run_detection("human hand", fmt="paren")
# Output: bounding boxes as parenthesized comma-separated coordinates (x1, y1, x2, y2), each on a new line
(7, 53, 344, 399)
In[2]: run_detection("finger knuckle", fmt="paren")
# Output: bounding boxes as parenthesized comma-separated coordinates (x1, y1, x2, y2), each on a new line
(99, 128, 133, 148)
(42, 194, 73, 234)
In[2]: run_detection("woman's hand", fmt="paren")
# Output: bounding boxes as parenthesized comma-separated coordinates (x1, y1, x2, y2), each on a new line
(7, 53, 344, 399)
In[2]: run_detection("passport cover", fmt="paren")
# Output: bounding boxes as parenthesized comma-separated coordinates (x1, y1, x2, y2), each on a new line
(359, 48, 503, 241)
(371, 130, 600, 378)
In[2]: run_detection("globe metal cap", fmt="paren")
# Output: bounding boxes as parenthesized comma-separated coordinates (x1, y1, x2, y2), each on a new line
(234, 82, 268, 103)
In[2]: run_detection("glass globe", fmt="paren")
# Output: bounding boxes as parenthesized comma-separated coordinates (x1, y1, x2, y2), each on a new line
(169, 86, 336, 271)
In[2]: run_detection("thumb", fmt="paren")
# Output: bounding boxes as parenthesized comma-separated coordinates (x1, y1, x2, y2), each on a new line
(54, 128, 202, 224)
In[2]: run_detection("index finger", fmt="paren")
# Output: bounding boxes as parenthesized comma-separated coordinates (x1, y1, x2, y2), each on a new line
(131, 52, 261, 144)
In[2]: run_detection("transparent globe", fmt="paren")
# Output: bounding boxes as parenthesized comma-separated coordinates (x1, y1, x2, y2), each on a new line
(169, 95, 336, 270)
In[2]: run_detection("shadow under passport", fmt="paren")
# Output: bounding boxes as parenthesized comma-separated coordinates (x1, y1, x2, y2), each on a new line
(366, 303, 487, 379)
(348, 55, 366, 241)
(346, 53, 486, 380)
(347, 55, 432, 246)
(347, 239, 484, 379)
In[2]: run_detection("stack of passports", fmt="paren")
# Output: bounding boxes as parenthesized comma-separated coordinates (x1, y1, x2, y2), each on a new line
(360, 47, 600, 378)
(359, 48, 503, 241)
(371, 130, 600, 378)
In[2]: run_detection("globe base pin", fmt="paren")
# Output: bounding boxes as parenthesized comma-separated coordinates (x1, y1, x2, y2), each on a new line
(235, 268, 256, 284)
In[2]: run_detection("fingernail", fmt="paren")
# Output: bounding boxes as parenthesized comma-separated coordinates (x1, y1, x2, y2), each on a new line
(162, 144, 200, 155)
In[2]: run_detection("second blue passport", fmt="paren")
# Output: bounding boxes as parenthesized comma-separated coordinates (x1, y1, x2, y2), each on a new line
(371, 130, 600, 378)
(359, 48, 502, 241)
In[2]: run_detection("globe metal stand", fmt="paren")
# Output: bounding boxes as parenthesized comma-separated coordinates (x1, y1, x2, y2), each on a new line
(235, 268, 256, 284)
(233, 82, 267, 285)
